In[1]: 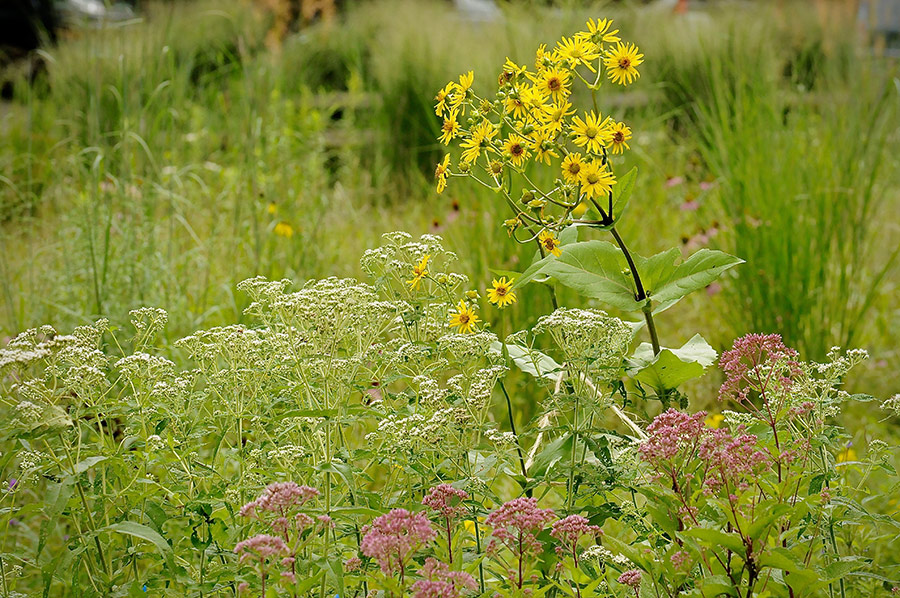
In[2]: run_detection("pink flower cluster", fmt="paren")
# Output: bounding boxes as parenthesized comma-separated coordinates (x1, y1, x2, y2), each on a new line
(422, 483, 470, 521)
(638, 409, 706, 467)
(699, 428, 770, 495)
(233, 534, 288, 564)
(411, 557, 477, 598)
(239, 482, 320, 518)
(550, 515, 601, 551)
(485, 497, 555, 557)
(617, 568, 642, 589)
(639, 409, 770, 498)
(719, 333, 801, 405)
(360, 508, 437, 575)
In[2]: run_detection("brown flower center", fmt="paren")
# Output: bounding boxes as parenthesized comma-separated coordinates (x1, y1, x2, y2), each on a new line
(496, 287, 507, 296)
(618, 58, 631, 69)
(459, 314, 470, 324)
(612, 131, 625, 143)
(548, 77, 561, 91)
(510, 143, 524, 157)
(567, 163, 581, 175)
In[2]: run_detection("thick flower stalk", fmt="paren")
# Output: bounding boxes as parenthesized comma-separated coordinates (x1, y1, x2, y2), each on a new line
(422, 484, 470, 563)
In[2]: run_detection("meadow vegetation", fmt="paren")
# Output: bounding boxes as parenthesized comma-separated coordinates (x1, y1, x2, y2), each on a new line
(1, 1, 899, 596)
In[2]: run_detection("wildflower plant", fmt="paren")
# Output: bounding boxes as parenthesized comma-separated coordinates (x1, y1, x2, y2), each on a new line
(0, 17, 897, 598)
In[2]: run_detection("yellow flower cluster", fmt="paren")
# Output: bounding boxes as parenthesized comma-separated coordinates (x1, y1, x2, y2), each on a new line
(432, 18, 642, 242)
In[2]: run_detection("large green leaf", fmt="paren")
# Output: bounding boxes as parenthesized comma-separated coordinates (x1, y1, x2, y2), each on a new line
(491, 341, 562, 380)
(647, 249, 744, 314)
(682, 528, 746, 555)
(105, 521, 173, 567)
(523, 241, 640, 311)
(628, 334, 717, 389)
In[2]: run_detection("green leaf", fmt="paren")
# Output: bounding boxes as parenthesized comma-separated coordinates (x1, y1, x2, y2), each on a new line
(529, 435, 574, 480)
(759, 547, 806, 574)
(105, 521, 173, 566)
(610, 166, 638, 222)
(38, 479, 74, 558)
(491, 341, 562, 380)
(524, 241, 640, 310)
(648, 249, 744, 314)
(699, 575, 739, 597)
(681, 528, 745, 555)
(67, 456, 107, 476)
(629, 334, 717, 389)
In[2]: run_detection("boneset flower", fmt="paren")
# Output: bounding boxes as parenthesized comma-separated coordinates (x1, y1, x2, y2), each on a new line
(360, 508, 437, 575)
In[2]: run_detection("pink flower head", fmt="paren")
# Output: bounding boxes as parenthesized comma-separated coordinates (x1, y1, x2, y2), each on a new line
(485, 497, 555, 558)
(670, 550, 690, 570)
(550, 515, 600, 551)
(240, 482, 319, 518)
(411, 558, 477, 598)
(344, 556, 362, 572)
(423, 484, 470, 521)
(360, 508, 437, 575)
(638, 409, 707, 468)
(618, 568, 642, 589)
(718, 334, 801, 407)
(233, 534, 288, 564)
(698, 428, 770, 496)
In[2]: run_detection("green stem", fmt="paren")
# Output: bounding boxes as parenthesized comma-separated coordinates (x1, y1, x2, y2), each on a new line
(498, 381, 529, 488)
(609, 226, 660, 355)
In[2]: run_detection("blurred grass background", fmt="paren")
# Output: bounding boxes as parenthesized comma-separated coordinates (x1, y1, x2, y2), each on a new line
(1, 0, 898, 407)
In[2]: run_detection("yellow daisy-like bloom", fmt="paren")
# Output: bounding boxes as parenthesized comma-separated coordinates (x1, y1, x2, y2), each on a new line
(439, 110, 461, 145)
(487, 277, 517, 308)
(435, 83, 454, 117)
(605, 42, 643, 86)
(583, 18, 620, 44)
(449, 300, 480, 334)
(503, 134, 531, 167)
(450, 71, 475, 109)
(435, 154, 451, 194)
(608, 121, 632, 154)
(530, 129, 558, 165)
(266, 202, 278, 215)
(538, 230, 562, 257)
(460, 120, 497, 164)
(534, 43, 559, 71)
(531, 67, 570, 103)
(560, 152, 585, 184)
(486, 159, 504, 179)
(273, 221, 294, 238)
(503, 85, 541, 121)
(556, 36, 600, 70)
(836, 446, 858, 464)
(407, 254, 430, 289)
(579, 161, 617, 199)
(704, 413, 725, 429)
(572, 111, 612, 155)
(538, 100, 575, 136)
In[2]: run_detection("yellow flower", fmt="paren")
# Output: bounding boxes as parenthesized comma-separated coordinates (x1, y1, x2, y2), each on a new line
(435, 82, 454, 117)
(487, 277, 517, 308)
(579, 161, 617, 199)
(538, 230, 562, 257)
(266, 202, 278, 215)
(529, 129, 558, 165)
(572, 111, 612, 155)
(705, 413, 725, 429)
(534, 43, 558, 71)
(531, 67, 570, 103)
(439, 110, 461, 145)
(435, 154, 451, 194)
(500, 58, 527, 86)
(560, 152, 585, 184)
(503, 134, 531, 167)
(504, 85, 541, 121)
(538, 100, 575, 136)
(449, 300, 480, 334)
(556, 36, 600, 70)
(273, 221, 294, 238)
(486, 159, 504, 179)
(583, 18, 620, 45)
(605, 42, 643, 86)
(450, 71, 474, 110)
(407, 255, 430, 289)
(836, 446, 858, 464)
(608, 121, 632, 154)
(460, 120, 497, 165)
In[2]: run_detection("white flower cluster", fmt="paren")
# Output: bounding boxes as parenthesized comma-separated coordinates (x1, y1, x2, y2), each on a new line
(360, 231, 467, 295)
(580, 545, 632, 567)
(533, 308, 631, 376)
